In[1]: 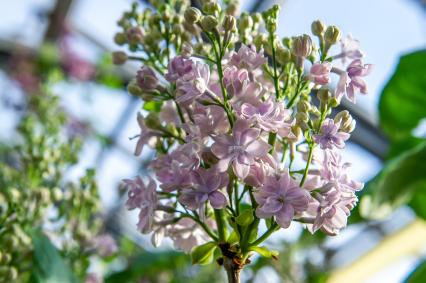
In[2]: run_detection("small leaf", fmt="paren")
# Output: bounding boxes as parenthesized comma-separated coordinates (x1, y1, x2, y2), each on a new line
(404, 259, 426, 283)
(235, 209, 254, 226)
(191, 242, 217, 265)
(227, 231, 240, 244)
(143, 101, 163, 112)
(31, 229, 80, 283)
(250, 246, 279, 259)
(360, 142, 426, 219)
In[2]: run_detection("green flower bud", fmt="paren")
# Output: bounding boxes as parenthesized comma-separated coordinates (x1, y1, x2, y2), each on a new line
(292, 34, 312, 57)
(311, 20, 326, 36)
(296, 112, 309, 123)
(253, 34, 268, 51)
(297, 100, 311, 113)
(145, 113, 162, 130)
(200, 15, 219, 32)
(317, 89, 330, 102)
(276, 46, 291, 65)
(223, 15, 237, 32)
(203, 1, 221, 15)
(114, 32, 127, 45)
(112, 51, 128, 65)
(52, 187, 63, 202)
(9, 188, 20, 202)
(172, 24, 184, 35)
(226, 2, 239, 16)
(292, 126, 303, 140)
(127, 79, 143, 96)
(240, 13, 253, 30)
(329, 97, 340, 107)
(252, 12, 262, 24)
(324, 25, 341, 45)
(184, 7, 202, 24)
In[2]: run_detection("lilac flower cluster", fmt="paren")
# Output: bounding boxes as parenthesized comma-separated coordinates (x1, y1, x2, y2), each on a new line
(114, 0, 372, 276)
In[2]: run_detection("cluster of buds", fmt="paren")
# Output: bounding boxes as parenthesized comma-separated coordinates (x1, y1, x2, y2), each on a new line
(0, 90, 111, 281)
(114, 0, 372, 280)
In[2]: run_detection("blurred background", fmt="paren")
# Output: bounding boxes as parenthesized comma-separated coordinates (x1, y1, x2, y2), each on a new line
(0, 0, 425, 282)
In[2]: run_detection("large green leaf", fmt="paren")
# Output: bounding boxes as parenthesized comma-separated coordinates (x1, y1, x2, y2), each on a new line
(360, 142, 426, 219)
(379, 49, 426, 144)
(30, 230, 80, 283)
(404, 259, 426, 283)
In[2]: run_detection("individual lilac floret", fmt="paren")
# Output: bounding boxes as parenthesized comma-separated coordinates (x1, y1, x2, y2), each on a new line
(336, 35, 365, 65)
(167, 218, 211, 252)
(229, 44, 267, 70)
(136, 66, 158, 91)
(313, 118, 350, 149)
(211, 119, 270, 179)
(335, 59, 373, 103)
(123, 176, 157, 233)
(308, 62, 332, 85)
(165, 56, 194, 83)
(222, 66, 249, 98)
(254, 170, 310, 228)
(134, 112, 161, 156)
(179, 168, 229, 210)
(240, 97, 293, 135)
(177, 61, 210, 104)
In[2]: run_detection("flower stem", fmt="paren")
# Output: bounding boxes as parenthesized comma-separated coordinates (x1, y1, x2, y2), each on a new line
(214, 209, 227, 242)
(250, 222, 279, 247)
(300, 143, 314, 187)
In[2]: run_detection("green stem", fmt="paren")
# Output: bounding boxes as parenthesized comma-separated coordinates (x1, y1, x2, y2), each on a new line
(214, 209, 227, 242)
(250, 222, 279, 247)
(299, 143, 314, 187)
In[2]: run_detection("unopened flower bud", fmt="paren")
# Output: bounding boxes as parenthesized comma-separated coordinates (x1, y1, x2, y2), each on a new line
(200, 15, 219, 32)
(52, 187, 63, 202)
(292, 34, 312, 57)
(9, 188, 20, 201)
(240, 13, 253, 30)
(325, 25, 341, 45)
(181, 42, 193, 57)
(126, 27, 143, 44)
(329, 97, 340, 107)
(276, 46, 291, 65)
(226, 2, 239, 16)
(252, 12, 262, 24)
(253, 34, 268, 50)
(136, 66, 158, 91)
(297, 100, 311, 113)
(145, 113, 162, 130)
(184, 7, 202, 24)
(203, 2, 221, 15)
(311, 20, 326, 36)
(317, 89, 330, 102)
(292, 126, 303, 140)
(334, 110, 355, 132)
(223, 15, 237, 32)
(114, 32, 127, 45)
(112, 51, 128, 65)
(127, 79, 143, 96)
(296, 112, 309, 123)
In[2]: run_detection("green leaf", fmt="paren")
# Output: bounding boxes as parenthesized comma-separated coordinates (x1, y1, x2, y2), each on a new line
(360, 142, 426, 219)
(143, 101, 163, 112)
(408, 189, 426, 220)
(227, 230, 240, 244)
(404, 260, 426, 283)
(30, 230, 80, 283)
(249, 246, 279, 259)
(379, 49, 426, 143)
(190, 242, 217, 265)
(235, 209, 254, 226)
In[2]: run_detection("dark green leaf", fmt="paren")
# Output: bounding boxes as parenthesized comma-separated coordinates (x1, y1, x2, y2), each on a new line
(404, 259, 426, 283)
(360, 142, 426, 219)
(30, 230, 80, 283)
(379, 49, 426, 143)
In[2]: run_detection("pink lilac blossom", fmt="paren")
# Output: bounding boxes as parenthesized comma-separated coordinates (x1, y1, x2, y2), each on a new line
(336, 35, 365, 64)
(179, 168, 229, 210)
(167, 218, 210, 252)
(134, 112, 162, 156)
(229, 44, 267, 70)
(308, 62, 332, 85)
(123, 176, 157, 233)
(335, 59, 373, 103)
(211, 119, 270, 179)
(254, 170, 310, 228)
(222, 66, 250, 98)
(165, 55, 194, 82)
(239, 97, 293, 135)
(136, 66, 159, 91)
(88, 234, 118, 257)
(176, 61, 210, 103)
(313, 118, 350, 149)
